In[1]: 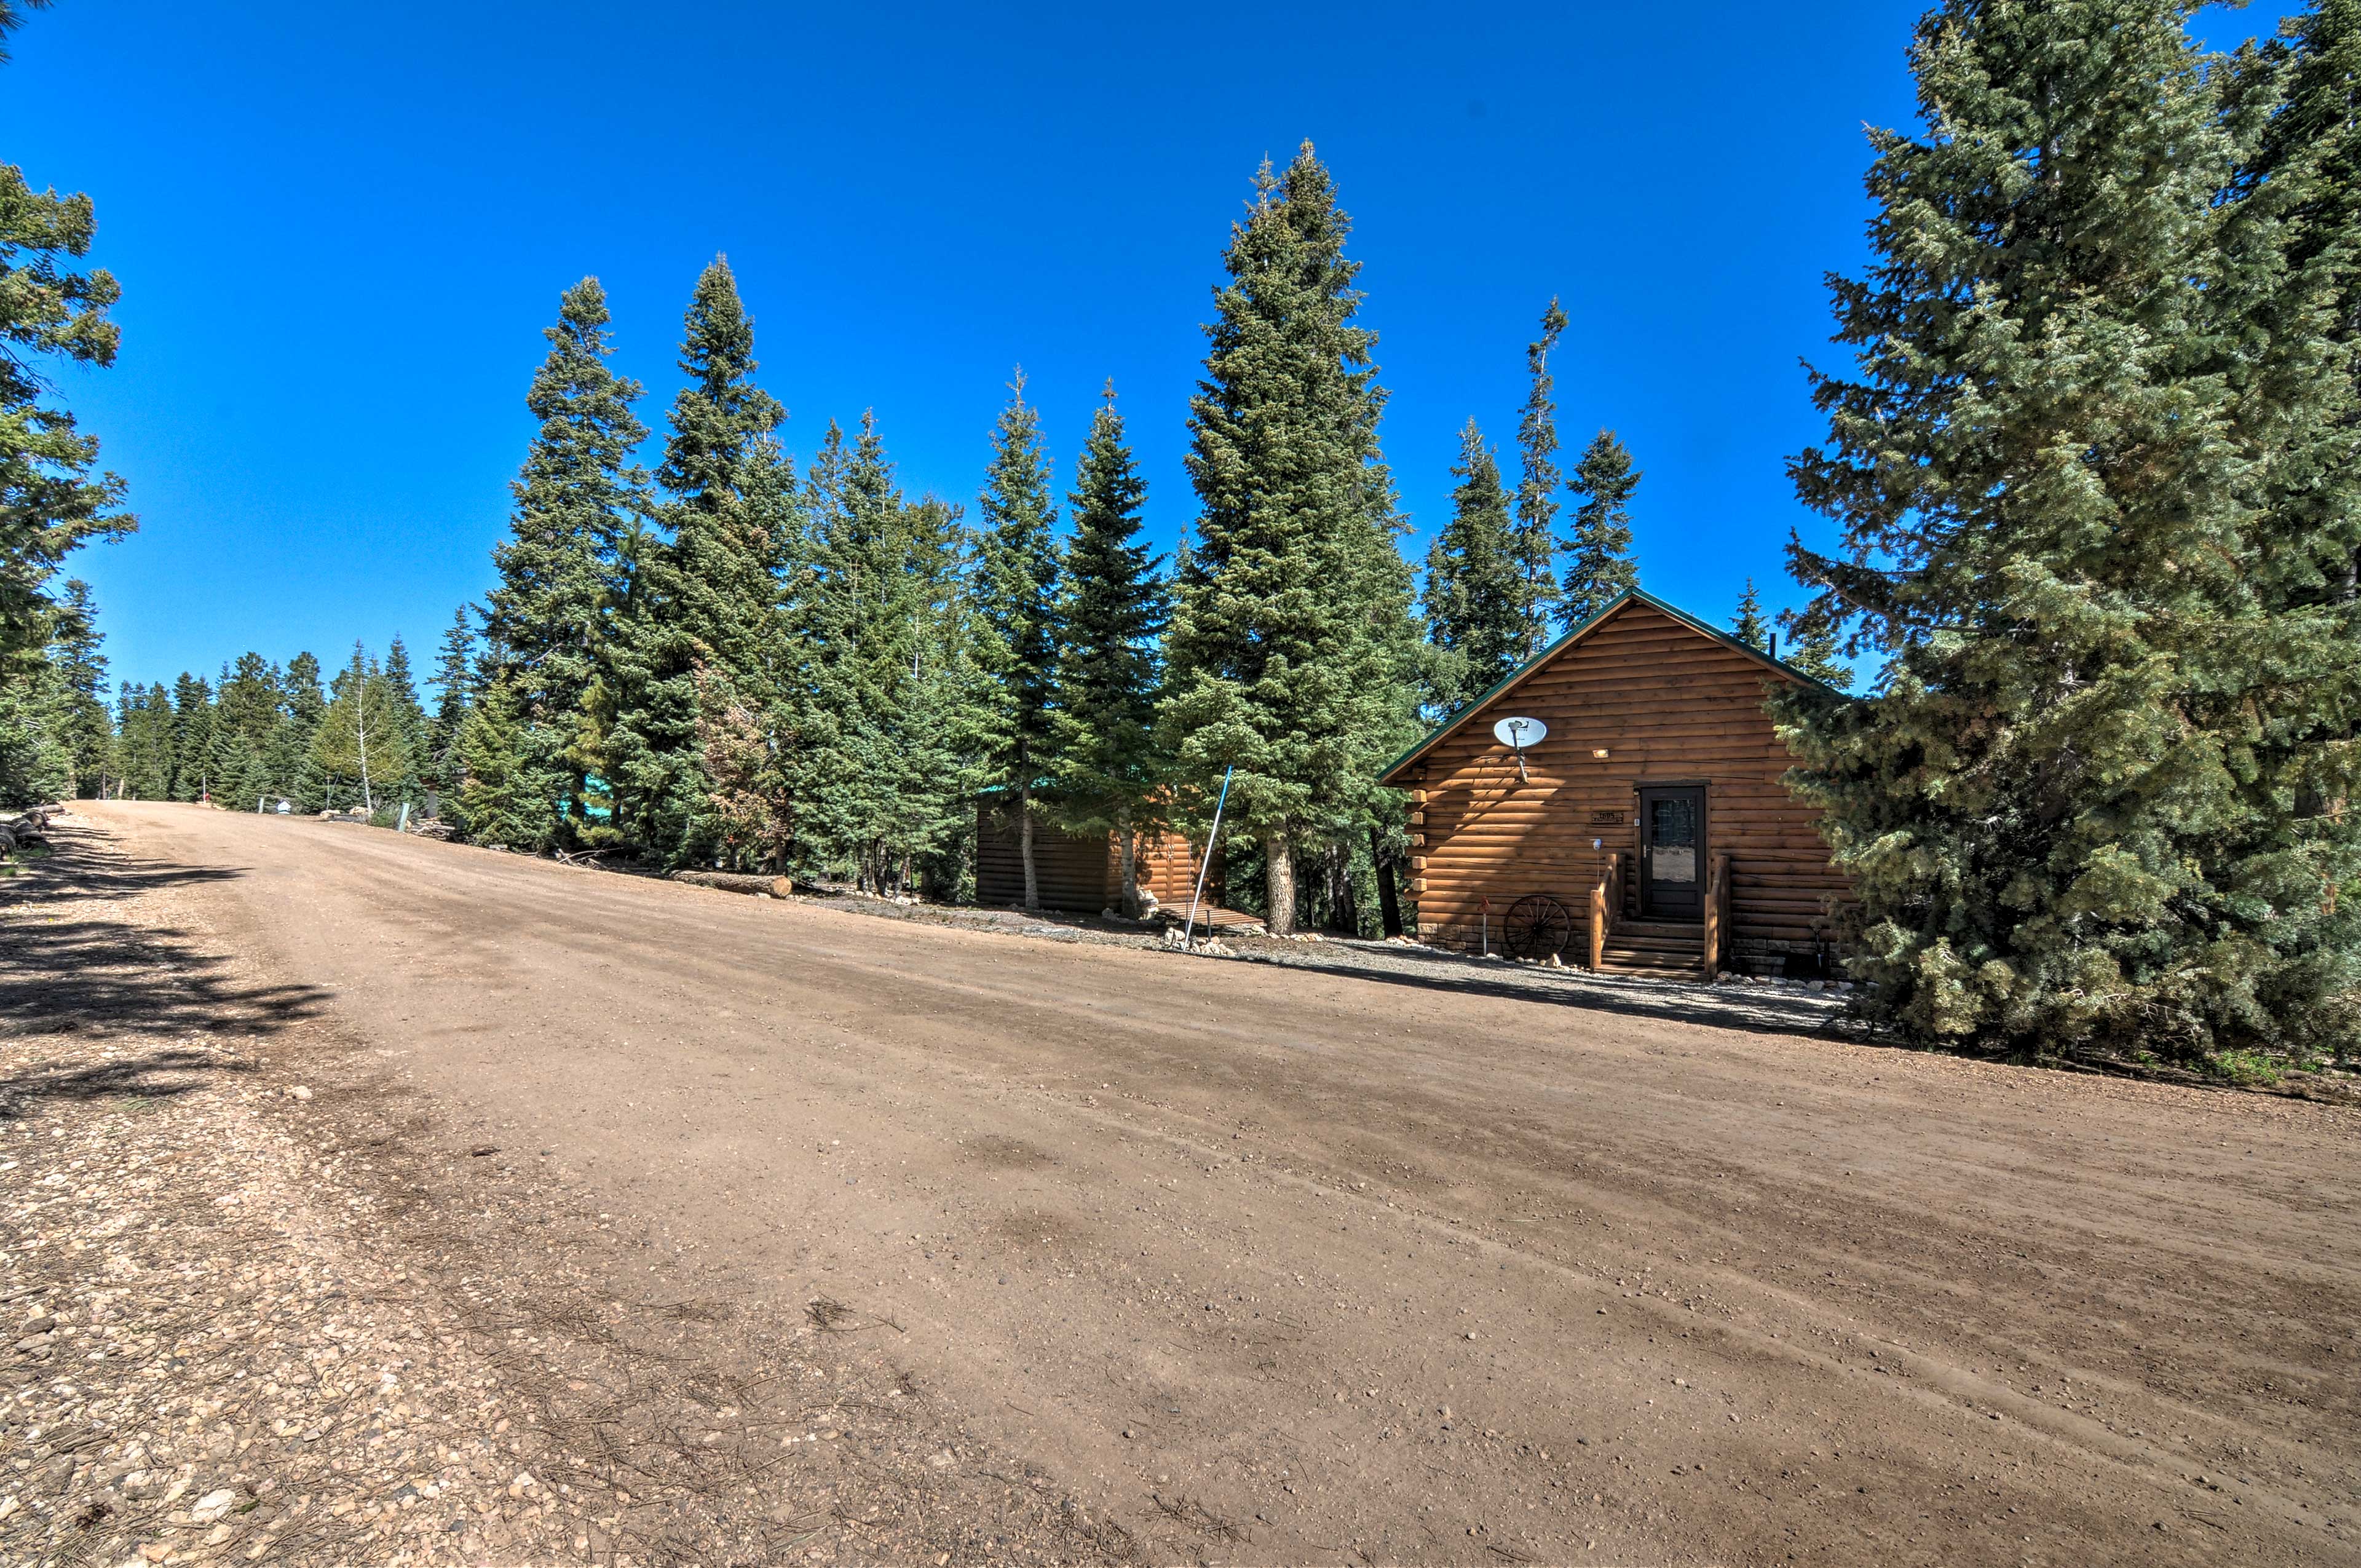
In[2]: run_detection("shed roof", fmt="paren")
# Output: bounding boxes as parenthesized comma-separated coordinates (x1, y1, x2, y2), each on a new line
(1375, 589, 1838, 786)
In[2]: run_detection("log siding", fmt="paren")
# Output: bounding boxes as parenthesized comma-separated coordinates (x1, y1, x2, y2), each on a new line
(975, 804, 1211, 913)
(1379, 594, 1846, 974)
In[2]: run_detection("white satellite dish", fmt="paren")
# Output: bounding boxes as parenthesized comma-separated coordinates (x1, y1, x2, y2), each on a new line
(1493, 716, 1546, 782)
(1493, 716, 1547, 749)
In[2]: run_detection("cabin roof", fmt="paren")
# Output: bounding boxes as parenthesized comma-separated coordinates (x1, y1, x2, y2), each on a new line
(1375, 589, 1840, 787)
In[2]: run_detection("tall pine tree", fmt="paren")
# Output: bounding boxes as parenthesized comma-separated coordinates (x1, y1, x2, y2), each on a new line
(483, 278, 647, 847)
(1165, 143, 1412, 935)
(1779, 0, 2360, 1065)
(1053, 382, 1167, 915)
(1511, 299, 1567, 655)
(606, 257, 785, 864)
(1421, 419, 1522, 714)
(974, 371, 1062, 909)
(1557, 430, 1640, 630)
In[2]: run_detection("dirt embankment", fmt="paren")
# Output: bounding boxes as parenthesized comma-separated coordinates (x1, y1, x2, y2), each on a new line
(9, 801, 2360, 1567)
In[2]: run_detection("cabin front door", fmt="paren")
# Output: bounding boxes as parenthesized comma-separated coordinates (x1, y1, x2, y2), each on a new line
(1637, 785, 1705, 921)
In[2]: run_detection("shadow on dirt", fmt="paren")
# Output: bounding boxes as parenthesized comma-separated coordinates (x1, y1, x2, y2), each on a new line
(1227, 944, 1851, 1038)
(0, 823, 330, 1086)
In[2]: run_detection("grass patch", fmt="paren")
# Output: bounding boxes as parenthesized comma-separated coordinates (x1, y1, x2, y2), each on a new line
(2202, 1048, 2284, 1087)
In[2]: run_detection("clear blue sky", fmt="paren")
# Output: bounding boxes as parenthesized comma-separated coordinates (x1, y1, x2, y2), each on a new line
(2, 0, 2306, 690)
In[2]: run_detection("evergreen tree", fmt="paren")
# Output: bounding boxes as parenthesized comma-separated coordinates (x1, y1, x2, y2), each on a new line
(275, 652, 326, 809)
(483, 278, 647, 842)
(789, 415, 981, 891)
(1730, 579, 1770, 652)
(422, 606, 476, 801)
(1164, 143, 1412, 935)
(0, 4, 135, 807)
(1557, 430, 1640, 629)
(0, 36, 134, 686)
(456, 678, 543, 850)
(606, 258, 783, 863)
(1511, 298, 1567, 655)
(1779, 0, 2361, 1066)
(111, 682, 173, 800)
(692, 434, 802, 872)
(1420, 418, 1523, 713)
(49, 579, 109, 794)
(168, 673, 214, 801)
(381, 635, 427, 804)
(1053, 382, 1167, 915)
(973, 370, 1062, 908)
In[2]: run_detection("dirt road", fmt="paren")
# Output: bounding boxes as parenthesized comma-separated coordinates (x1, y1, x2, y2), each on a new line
(47, 802, 2361, 1564)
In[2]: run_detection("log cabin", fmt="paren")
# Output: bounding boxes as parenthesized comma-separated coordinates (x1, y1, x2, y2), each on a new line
(973, 797, 1216, 914)
(1377, 590, 1847, 979)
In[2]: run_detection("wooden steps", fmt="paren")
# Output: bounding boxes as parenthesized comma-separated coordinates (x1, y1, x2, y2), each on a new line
(1599, 919, 1705, 979)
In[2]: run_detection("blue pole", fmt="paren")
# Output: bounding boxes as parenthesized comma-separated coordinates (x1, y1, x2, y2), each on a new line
(1183, 766, 1234, 948)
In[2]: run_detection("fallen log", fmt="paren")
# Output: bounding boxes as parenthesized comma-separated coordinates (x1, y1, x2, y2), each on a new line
(669, 869, 793, 898)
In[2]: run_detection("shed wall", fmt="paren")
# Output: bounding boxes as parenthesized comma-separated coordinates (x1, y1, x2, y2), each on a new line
(975, 804, 1211, 913)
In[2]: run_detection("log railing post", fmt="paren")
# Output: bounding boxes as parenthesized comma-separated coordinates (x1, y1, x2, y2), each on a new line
(1703, 852, 1731, 980)
(1588, 852, 1616, 972)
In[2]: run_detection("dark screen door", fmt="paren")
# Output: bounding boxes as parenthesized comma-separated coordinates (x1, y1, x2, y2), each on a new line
(1639, 786, 1705, 921)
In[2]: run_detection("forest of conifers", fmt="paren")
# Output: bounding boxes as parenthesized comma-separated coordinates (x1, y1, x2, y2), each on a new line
(4, 0, 2358, 1071)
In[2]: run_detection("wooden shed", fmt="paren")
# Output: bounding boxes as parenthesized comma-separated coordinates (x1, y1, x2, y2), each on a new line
(1377, 591, 1846, 979)
(974, 801, 1215, 914)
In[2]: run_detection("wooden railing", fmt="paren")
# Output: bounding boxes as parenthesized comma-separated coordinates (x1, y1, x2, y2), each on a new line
(1702, 853, 1732, 979)
(1588, 851, 1621, 972)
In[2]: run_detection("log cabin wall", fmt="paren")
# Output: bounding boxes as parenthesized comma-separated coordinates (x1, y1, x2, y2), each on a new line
(974, 805, 1118, 910)
(974, 802, 1212, 912)
(1125, 828, 1214, 908)
(1384, 597, 1846, 972)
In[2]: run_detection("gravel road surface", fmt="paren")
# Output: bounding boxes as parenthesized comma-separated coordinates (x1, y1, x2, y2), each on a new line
(10, 801, 2359, 1567)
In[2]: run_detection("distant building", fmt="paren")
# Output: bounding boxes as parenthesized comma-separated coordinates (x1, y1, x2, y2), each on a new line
(973, 793, 1216, 915)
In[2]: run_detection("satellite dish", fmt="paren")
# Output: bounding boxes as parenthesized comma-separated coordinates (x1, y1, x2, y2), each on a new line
(1493, 716, 1546, 783)
(1493, 716, 1547, 749)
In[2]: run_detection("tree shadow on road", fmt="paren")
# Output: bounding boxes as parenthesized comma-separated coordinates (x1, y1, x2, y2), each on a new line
(0, 823, 329, 1111)
(1229, 944, 1853, 1039)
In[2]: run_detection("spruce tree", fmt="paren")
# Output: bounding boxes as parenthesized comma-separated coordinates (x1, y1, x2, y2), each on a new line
(606, 258, 783, 863)
(1165, 143, 1410, 935)
(974, 371, 1062, 908)
(1053, 382, 1168, 914)
(1779, 0, 2360, 1065)
(483, 278, 647, 842)
(1511, 299, 1567, 655)
(168, 673, 213, 801)
(789, 416, 981, 892)
(456, 678, 539, 849)
(1421, 418, 1523, 713)
(275, 653, 326, 809)
(49, 580, 109, 794)
(422, 606, 475, 802)
(1730, 579, 1769, 652)
(1557, 430, 1640, 630)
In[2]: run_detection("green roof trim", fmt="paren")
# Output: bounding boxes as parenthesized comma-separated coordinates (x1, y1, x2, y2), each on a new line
(1375, 588, 1843, 786)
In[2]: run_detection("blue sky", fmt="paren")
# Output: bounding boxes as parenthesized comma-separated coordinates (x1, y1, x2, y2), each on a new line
(2, 0, 2309, 689)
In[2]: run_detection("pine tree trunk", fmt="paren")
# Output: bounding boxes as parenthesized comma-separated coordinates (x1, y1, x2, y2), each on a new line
(1018, 785, 1040, 910)
(1263, 830, 1297, 936)
(1370, 825, 1404, 938)
(1117, 817, 1140, 917)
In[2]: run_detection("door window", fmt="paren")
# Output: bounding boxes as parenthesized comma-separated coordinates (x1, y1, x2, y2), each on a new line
(1648, 795, 1698, 885)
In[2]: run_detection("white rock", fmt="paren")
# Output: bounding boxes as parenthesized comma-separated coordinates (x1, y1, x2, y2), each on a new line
(191, 1487, 238, 1521)
(289, 1086, 312, 1101)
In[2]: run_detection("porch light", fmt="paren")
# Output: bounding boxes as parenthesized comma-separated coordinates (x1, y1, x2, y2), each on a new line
(1591, 748, 1611, 759)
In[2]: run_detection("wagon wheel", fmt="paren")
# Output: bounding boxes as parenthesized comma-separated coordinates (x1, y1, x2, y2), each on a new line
(1502, 893, 1572, 961)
